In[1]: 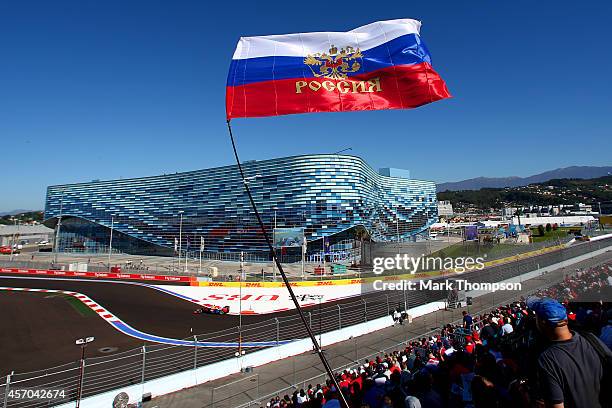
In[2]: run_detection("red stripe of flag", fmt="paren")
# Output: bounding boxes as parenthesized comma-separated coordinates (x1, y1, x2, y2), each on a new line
(226, 62, 450, 119)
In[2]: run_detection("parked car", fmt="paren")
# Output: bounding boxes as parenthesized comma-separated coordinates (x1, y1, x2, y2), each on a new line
(37, 240, 50, 245)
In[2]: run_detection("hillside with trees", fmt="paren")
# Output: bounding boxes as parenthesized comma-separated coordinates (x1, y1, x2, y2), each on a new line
(437, 176, 612, 210)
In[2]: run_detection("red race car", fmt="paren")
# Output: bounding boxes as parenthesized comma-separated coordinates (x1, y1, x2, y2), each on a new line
(193, 305, 230, 315)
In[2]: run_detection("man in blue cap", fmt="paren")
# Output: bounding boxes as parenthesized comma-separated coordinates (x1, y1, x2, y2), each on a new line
(527, 296, 609, 408)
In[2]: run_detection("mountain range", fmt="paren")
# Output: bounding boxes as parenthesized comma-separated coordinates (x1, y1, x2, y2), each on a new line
(437, 166, 612, 192)
(0, 209, 34, 216)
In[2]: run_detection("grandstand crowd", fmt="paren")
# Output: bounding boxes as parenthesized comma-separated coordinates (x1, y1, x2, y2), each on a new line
(263, 261, 612, 408)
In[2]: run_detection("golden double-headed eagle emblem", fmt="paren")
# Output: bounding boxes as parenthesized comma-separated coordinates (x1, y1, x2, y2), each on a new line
(304, 45, 363, 80)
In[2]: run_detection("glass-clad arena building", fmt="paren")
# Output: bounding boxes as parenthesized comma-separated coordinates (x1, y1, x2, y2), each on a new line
(44, 155, 437, 257)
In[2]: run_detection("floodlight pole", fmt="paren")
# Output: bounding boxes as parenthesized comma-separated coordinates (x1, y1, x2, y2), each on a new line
(53, 190, 65, 265)
(225, 120, 347, 407)
(107, 215, 114, 273)
(301, 236, 306, 279)
(199, 236, 204, 273)
(9, 218, 17, 262)
(239, 251, 244, 356)
(396, 206, 400, 248)
(273, 208, 277, 281)
(178, 211, 184, 272)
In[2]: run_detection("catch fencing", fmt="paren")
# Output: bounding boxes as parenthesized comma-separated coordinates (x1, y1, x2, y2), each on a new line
(0, 237, 610, 407)
(0, 234, 575, 281)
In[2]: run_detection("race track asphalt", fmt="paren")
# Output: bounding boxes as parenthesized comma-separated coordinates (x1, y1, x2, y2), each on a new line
(0, 276, 264, 340)
(0, 290, 142, 373)
(0, 273, 408, 375)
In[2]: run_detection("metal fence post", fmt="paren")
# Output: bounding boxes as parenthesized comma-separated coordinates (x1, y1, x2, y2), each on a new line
(194, 335, 198, 384)
(363, 299, 368, 322)
(386, 294, 390, 316)
(141, 346, 146, 387)
(78, 359, 86, 404)
(337, 304, 342, 329)
(274, 318, 280, 346)
(292, 355, 296, 387)
(3, 373, 12, 408)
(256, 374, 260, 405)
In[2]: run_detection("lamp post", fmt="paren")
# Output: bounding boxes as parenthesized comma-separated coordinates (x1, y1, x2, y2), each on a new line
(75, 336, 94, 408)
(322, 235, 326, 274)
(238, 251, 244, 357)
(9, 218, 17, 262)
(396, 206, 400, 249)
(273, 207, 277, 281)
(301, 235, 306, 280)
(178, 211, 184, 272)
(107, 215, 114, 273)
(199, 236, 204, 274)
(53, 190, 65, 265)
(184, 235, 190, 273)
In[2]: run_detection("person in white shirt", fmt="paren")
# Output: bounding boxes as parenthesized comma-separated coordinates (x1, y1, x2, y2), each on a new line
(501, 318, 514, 336)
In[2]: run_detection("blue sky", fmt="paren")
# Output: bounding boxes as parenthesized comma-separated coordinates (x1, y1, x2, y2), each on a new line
(1, 0, 611, 211)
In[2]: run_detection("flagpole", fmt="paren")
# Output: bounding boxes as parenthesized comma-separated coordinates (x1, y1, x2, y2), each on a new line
(225, 120, 348, 406)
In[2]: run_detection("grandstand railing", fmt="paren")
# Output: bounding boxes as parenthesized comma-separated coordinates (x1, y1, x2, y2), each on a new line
(0, 237, 610, 407)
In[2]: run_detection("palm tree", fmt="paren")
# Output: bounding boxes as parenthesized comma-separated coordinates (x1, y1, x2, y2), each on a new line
(514, 208, 523, 226)
(354, 226, 371, 265)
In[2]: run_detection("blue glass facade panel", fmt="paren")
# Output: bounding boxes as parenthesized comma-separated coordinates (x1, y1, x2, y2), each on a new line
(44, 155, 437, 255)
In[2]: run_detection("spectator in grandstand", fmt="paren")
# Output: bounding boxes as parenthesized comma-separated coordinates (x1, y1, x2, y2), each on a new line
(478, 318, 498, 345)
(258, 262, 611, 408)
(528, 296, 609, 408)
(462, 311, 473, 331)
(296, 389, 308, 405)
(322, 389, 340, 408)
(501, 317, 514, 336)
(600, 308, 612, 350)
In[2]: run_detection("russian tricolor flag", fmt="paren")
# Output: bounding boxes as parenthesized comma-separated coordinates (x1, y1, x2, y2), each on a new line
(226, 19, 450, 119)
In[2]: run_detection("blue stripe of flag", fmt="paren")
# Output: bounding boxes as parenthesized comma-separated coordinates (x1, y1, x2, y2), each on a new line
(227, 34, 432, 87)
